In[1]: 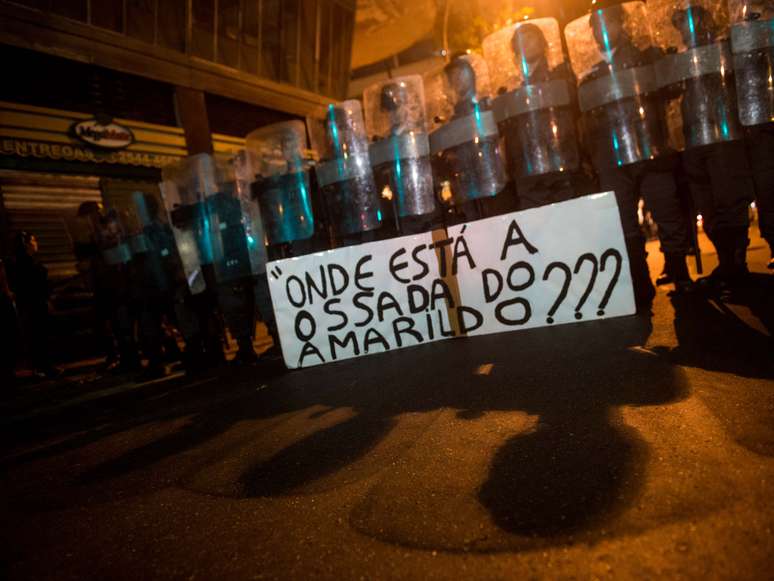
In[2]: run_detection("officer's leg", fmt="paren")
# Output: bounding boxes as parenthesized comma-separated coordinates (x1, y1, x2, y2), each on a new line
(113, 297, 141, 374)
(598, 165, 655, 309)
(707, 141, 754, 276)
(253, 272, 282, 358)
(696, 140, 755, 282)
(218, 280, 258, 364)
(137, 297, 166, 379)
(173, 286, 200, 374)
(639, 162, 693, 292)
(746, 124, 774, 268)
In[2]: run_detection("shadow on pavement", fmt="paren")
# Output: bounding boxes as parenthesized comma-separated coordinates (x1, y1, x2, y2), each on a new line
(659, 274, 774, 380)
(4, 314, 695, 552)
(651, 275, 774, 457)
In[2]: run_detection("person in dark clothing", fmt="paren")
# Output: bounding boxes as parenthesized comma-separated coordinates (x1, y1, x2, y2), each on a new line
(73, 202, 140, 374)
(9, 231, 60, 378)
(131, 192, 184, 379)
(579, 2, 693, 305)
(667, 5, 755, 287)
(747, 124, 774, 270)
(732, 1, 774, 269)
(0, 259, 19, 384)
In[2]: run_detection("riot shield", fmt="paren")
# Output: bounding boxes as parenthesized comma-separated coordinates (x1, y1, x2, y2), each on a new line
(565, 1, 672, 167)
(483, 18, 580, 177)
(96, 208, 132, 266)
(424, 53, 507, 206)
(124, 191, 185, 293)
(307, 100, 382, 237)
(650, 0, 742, 148)
(363, 75, 436, 219)
(245, 121, 315, 245)
(205, 152, 269, 283)
(159, 157, 211, 295)
(728, 0, 774, 125)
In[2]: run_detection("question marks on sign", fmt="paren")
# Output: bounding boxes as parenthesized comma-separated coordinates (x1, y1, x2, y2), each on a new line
(597, 248, 622, 316)
(572, 253, 599, 320)
(542, 262, 572, 324)
(539, 249, 622, 323)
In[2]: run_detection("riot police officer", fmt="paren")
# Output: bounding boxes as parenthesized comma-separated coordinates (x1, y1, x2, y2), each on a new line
(652, 0, 755, 286)
(729, 0, 774, 269)
(73, 202, 141, 373)
(206, 152, 271, 364)
(484, 18, 585, 209)
(123, 191, 184, 378)
(566, 0, 694, 307)
(363, 75, 437, 235)
(160, 157, 226, 372)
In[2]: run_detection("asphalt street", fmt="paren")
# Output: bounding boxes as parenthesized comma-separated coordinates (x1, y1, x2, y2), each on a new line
(1, 234, 772, 580)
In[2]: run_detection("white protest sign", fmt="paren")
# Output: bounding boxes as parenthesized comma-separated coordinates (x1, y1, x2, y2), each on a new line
(267, 192, 635, 369)
(266, 232, 452, 368)
(444, 192, 635, 335)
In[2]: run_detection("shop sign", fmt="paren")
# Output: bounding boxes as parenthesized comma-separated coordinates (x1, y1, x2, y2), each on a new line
(70, 118, 134, 150)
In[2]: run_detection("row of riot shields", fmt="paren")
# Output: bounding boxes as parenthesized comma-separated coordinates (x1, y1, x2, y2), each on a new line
(144, 0, 773, 297)
(561, 0, 772, 167)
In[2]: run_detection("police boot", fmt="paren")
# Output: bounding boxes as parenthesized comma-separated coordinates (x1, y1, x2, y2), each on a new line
(261, 321, 284, 361)
(625, 238, 655, 312)
(181, 336, 207, 376)
(701, 227, 749, 289)
(232, 336, 259, 366)
(663, 253, 693, 294)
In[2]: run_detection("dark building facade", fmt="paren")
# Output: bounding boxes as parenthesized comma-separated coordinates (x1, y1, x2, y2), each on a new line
(0, 0, 356, 273)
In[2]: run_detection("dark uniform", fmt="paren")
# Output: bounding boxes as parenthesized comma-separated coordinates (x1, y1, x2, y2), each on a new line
(747, 124, 774, 268)
(207, 166, 271, 365)
(572, 1, 693, 305)
(661, 5, 755, 284)
(128, 193, 184, 377)
(162, 162, 227, 373)
(729, 0, 774, 268)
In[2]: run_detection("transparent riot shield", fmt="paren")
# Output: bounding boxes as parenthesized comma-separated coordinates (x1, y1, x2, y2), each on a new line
(566, 2, 672, 167)
(205, 152, 269, 283)
(483, 18, 580, 178)
(97, 208, 132, 266)
(108, 192, 151, 258)
(159, 157, 211, 295)
(121, 191, 185, 293)
(363, 75, 436, 219)
(728, 0, 774, 125)
(650, 0, 742, 148)
(245, 121, 315, 245)
(424, 54, 507, 206)
(307, 100, 382, 237)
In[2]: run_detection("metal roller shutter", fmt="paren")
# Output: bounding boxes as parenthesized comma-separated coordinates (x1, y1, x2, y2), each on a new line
(0, 170, 102, 280)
